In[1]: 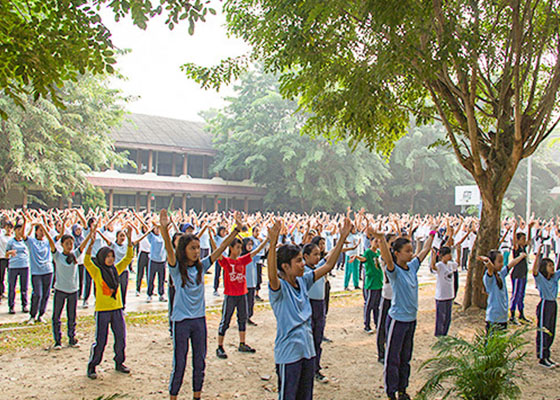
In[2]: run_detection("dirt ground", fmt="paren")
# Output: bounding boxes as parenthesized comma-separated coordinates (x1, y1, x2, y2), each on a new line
(0, 283, 559, 400)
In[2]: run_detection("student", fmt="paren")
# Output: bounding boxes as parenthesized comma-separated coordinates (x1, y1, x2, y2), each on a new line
(104, 229, 133, 309)
(355, 237, 383, 333)
(242, 238, 261, 326)
(6, 220, 30, 314)
(510, 219, 534, 323)
(216, 234, 268, 359)
(43, 224, 92, 349)
(160, 209, 243, 400)
(24, 220, 55, 323)
(85, 223, 134, 380)
(372, 225, 436, 400)
(80, 215, 105, 308)
(267, 218, 351, 400)
(71, 224, 86, 300)
(478, 249, 527, 332)
(251, 226, 266, 302)
(135, 222, 151, 297)
(212, 226, 227, 296)
(344, 225, 361, 290)
(532, 245, 560, 368)
(0, 220, 14, 302)
(430, 246, 458, 336)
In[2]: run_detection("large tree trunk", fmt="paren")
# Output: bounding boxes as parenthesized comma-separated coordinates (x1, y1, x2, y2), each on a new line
(462, 184, 505, 309)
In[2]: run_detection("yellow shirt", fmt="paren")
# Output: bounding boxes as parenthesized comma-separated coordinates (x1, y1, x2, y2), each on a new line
(84, 246, 133, 312)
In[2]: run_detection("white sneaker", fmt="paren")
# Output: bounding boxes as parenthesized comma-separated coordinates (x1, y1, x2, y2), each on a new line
(159, 296, 166, 302)
(36, 315, 43, 323)
(147, 296, 152, 303)
(26, 317, 35, 325)
(82, 300, 89, 309)
(135, 291, 140, 297)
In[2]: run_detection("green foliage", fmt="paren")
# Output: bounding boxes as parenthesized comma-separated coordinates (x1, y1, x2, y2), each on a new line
(0, 73, 129, 202)
(81, 185, 107, 211)
(205, 70, 389, 212)
(417, 328, 528, 400)
(0, 0, 215, 118)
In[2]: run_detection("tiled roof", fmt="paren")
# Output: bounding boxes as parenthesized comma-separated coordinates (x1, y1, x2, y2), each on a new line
(112, 113, 214, 152)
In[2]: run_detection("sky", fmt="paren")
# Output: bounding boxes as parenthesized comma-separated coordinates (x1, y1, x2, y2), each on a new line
(100, 5, 249, 122)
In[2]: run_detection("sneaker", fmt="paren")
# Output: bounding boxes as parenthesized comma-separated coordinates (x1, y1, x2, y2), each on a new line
(159, 295, 166, 302)
(539, 358, 554, 368)
(519, 314, 530, 323)
(82, 300, 88, 309)
(53, 343, 62, 350)
(248, 319, 258, 326)
(354, 286, 360, 290)
(546, 358, 557, 367)
(509, 316, 519, 325)
(387, 394, 397, 400)
(344, 287, 349, 291)
(255, 295, 264, 302)
(87, 366, 97, 380)
(147, 296, 152, 303)
(36, 315, 43, 323)
(378, 357, 384, 364)
(364, 327, 373, 334)
(69, 338, 79, 348)
(213, 290, 219, 296)
(323, 337, 333, 343)
(115, 364, 130, 374)
(398, 392, 411, 400)
(22, 306, 29, 313)
(26, 317, 35, 325)
(315, 371, 329, 384)
(238, 343, 256, 353)
(135, 291, 140, 297)
(216, 346, 228, 359)
(8, 308, 15, 315)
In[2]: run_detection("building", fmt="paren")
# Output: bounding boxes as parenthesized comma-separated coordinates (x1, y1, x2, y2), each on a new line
(4, 113, 266, 212)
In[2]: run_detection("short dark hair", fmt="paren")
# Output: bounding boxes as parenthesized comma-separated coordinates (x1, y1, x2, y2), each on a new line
(276, 244, 301, 272)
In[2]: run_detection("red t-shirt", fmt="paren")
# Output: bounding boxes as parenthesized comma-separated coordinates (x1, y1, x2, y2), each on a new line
(219, 254, 252, 296)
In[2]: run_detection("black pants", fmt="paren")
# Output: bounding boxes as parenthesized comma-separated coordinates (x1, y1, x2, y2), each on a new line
(147, 260, 165, 296)
(384, 317, 416, 396)
(213, 261, 221, 291)
(435, 299, 452, 336)
(461, 248, 470, 270)
(136, 251, 149, 292)
(30, 273, 53, 318)
(78, 264, 85, 298)
(247, 287, 256, 319)
(377, 297, 391, 361)
(8, 267, 28, 309)
(310, 299, 326, 374)
(276, 357, 315, 400)
(453, 270, 459, 300)
(256, 262, 263, 292)
(119, 269, 129, 309)
(218, 294, 247, 336)
(169, 317, 207, 395)
(363, 289, 381, 330)
(324, 280, 331, 316)
(83, 268, 93, 301)
(536, 299, 557, 360)
(168, 284, 176, 334)
(52, 289, 78, 344)
(0, 258, 8, 297)
(88, 309, 126, 368)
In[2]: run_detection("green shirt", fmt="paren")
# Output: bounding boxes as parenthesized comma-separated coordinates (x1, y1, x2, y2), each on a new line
(363, 248, 383, 290)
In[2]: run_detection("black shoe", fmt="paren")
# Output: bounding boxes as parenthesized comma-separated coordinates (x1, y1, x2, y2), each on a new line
(322, 337, 332, 343)
(546, 358, 557, 367)
(387, 394, 397, 400)
(22, 306, 29, 313)
(539, 358, 554, 368)
(315, 371, 329, 383)
(69, 338, 79, 348)
(398, 392, 411, 400)
(115, 364, 130, 374)
(247, 319, 258, 326)
(519, 314, 530, 323)
(8, 308, 15, 314)
(238, 343, 256, 353)
(216, 346, 228, 359)
(378, 357, 384, 364)
(255, 295, 264, 302)
(87, 366, 97, 379)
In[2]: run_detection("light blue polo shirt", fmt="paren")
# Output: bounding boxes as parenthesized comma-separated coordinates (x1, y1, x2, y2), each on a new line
(169, 257, 212, 320)
(245, 255, 261, 289)
(305, 259, 327, 301)
(269, 270, 316, 364)
(53, 249, 81, 293)
(386, 257, 421, 322)
(6, 238, 29, 269)
(25, 237, 53, 275)
(148, 232, 166, 263)
(535, 271, 560, 301)
(483, 266, 509, 323)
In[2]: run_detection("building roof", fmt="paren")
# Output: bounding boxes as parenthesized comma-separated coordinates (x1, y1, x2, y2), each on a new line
(112, 113, 215, 155)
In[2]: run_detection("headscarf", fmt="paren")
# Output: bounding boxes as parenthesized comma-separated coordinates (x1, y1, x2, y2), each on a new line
(72, 224, 85, 248)
(92, 246, 119, 299)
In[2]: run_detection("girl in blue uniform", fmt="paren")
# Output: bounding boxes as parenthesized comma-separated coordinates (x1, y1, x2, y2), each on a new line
(160, 209, 243, 400)
(267, 217, 351, 400)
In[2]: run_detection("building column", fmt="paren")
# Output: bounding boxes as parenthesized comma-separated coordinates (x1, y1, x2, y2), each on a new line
(214, 195, 219, 212)
(182, 193, 187, 213)
(244, 197, 249, 213)
(148, 150, 153, 173)
(137, 150, 142, 174)
(201, 195, 206, 213)
(135, 192, 140, 211)
(67, 198, 72, 209)
(183, 153, 188, 176)
(147, 191, 152, 213)
(202, 156, 208, 179)
(22, 187, 28, 209)
(108, 189, 114, 212)
(171, 153, 176, 176)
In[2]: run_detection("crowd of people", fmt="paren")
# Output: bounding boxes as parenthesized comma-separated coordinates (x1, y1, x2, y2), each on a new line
(0, 206, 559, 400)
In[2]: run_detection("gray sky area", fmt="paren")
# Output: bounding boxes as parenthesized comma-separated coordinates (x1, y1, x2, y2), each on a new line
(101, 6, 248, 122)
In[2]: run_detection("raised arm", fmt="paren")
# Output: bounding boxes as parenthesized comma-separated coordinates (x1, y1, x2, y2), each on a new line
(372, 229, 395, 272)
(39, 223, 57, 253)
(507, 251, 527, 271)
(97, 230, 112, 246)
(78, 228, 95, 253)
(416, 227, 437, 263)
(209, 211, 243, 264)
(250, 237, 269, 259)
(159, 209, 176, 266)
(532, 245, 542, 277)
(132, 227, 153, 246)
(267, 219, 282, 291)
(314, 218, 352, 280)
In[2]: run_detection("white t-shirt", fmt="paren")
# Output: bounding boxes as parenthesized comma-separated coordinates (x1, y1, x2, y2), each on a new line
(0, 230, 12, 258)
(435, 261, 458, 300)
(380, 260, 393, 300)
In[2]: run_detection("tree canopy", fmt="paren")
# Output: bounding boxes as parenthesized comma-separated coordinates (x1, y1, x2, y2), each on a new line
(0, 0, 215, 118)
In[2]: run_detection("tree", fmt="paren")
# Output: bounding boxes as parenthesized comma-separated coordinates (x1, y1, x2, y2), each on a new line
(205, 70, 389, 212)
(0, 73, 129, 205)
(0, 0, 215, 118)
(185, 1, 560, 309)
